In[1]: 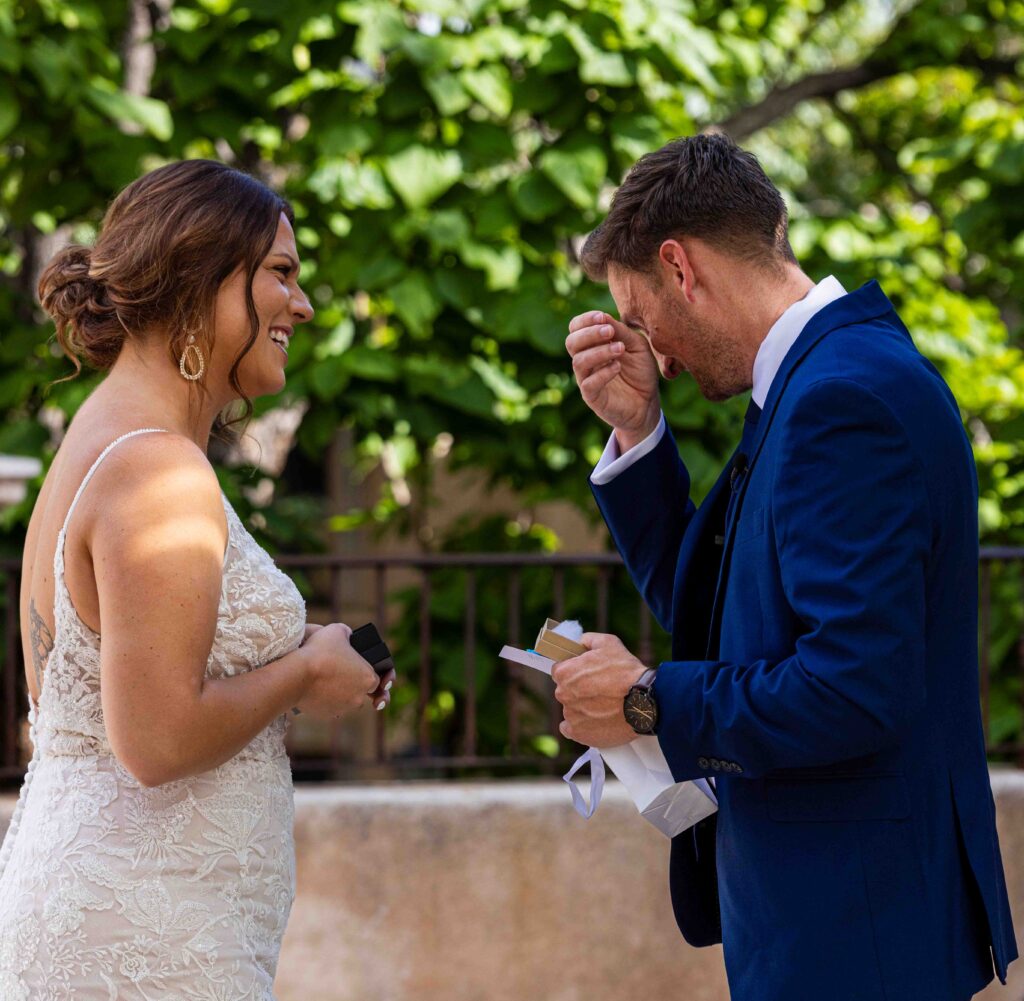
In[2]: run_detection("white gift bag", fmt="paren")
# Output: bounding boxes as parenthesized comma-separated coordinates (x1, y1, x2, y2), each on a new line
(499, 627, 718, 838)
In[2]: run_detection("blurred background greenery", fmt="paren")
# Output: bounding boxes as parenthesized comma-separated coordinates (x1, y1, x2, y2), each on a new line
(1, 0, 1022, 764)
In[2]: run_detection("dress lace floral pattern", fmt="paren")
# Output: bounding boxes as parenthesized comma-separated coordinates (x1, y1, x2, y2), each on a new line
(0, 429, 306, 1000)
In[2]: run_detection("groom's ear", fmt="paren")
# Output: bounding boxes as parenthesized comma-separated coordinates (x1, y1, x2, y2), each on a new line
(658, 239, 697, 303)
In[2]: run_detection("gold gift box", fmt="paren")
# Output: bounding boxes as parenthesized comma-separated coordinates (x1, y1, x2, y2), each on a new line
(532, 618, 586, 662)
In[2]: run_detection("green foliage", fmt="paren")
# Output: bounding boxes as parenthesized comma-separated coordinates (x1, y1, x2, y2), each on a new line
(1, 0, 1023, 760)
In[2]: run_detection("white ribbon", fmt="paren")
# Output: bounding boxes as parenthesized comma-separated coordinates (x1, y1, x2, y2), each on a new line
(562, 746, 606, 819)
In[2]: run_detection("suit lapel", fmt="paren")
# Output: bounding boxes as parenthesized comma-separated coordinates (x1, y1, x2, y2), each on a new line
(700, 281, 897, 656)
(743, 280, 895, 477)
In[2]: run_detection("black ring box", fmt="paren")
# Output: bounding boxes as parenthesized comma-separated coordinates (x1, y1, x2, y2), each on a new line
(291, 622, 394, 714)
(350, 623, 394, 677)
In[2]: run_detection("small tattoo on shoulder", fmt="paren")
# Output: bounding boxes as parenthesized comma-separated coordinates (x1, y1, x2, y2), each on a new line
(29, 598, 54, 692)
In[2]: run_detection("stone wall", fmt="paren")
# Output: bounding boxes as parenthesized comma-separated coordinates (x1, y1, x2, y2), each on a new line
(2, 772, 1023, 999)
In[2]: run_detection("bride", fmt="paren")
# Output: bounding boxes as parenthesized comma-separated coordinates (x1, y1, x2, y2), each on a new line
(0, 159, 393, 1000)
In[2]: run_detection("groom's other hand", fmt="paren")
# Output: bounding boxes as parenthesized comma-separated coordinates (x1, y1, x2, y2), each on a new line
(552, 632, 647, 747)
(566, 311, 661, 452)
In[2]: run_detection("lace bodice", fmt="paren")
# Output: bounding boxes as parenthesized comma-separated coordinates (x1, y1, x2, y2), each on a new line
(0, 428, 306, 1000)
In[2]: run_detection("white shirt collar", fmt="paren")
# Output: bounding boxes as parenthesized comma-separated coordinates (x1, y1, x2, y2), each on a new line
(751, 275, 847, 408)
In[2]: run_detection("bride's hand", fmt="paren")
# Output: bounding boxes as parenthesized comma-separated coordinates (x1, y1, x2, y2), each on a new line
(369, 663, 396, 711)
(295, 623, 380, 719)
(300, 622, 396, 710)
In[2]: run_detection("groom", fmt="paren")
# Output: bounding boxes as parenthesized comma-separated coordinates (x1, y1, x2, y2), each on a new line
(554, 133, 1017, 999)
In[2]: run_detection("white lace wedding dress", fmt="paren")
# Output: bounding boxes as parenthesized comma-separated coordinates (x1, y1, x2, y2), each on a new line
(0, 428, 307, 1001)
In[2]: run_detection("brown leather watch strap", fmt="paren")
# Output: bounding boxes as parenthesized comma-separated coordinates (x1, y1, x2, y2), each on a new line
(634, 668, 657, 690)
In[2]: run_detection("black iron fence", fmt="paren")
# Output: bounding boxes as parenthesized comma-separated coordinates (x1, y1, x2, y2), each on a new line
(2, 549, 1023, 786)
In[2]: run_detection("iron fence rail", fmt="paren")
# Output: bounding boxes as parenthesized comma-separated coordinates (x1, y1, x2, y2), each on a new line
(2, 548, 1023, 785)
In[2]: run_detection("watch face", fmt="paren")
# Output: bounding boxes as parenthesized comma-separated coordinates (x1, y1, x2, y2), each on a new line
(624, 690, 657, 734)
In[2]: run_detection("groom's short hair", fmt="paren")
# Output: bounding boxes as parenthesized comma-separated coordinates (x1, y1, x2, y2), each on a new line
(580, 132, 797, 281)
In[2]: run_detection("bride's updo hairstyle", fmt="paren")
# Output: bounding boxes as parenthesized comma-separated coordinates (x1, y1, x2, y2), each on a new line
(37, 159, 294, 434)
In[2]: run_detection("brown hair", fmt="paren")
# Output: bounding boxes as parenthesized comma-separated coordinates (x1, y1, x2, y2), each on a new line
(580, 133, 797, 282)
(37, 159, 294, 439)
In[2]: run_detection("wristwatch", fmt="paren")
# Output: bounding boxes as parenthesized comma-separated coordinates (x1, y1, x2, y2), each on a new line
(623, 668, 659, 734)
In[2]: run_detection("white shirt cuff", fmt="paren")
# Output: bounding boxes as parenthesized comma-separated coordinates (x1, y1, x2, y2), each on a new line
(590, 413, 667, 486)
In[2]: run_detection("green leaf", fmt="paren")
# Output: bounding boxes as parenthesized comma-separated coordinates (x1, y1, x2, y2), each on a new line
(820, 220, 875, 261)
(536, 33, 578, 75)
(510, 172, 566, 221)
(355, 255, 406, 290)
(308, 160, 394, 209)
(309, 357, 351, 399)
(424, 71, 472, 116)
(434, 268, 482, 312)
(342, 346, 402, 382)
(539, 145, 607, 209)
(412, 367, 496, 418)
(580, 51, 633, 87)
(349, 2, 407, 63)
(473, 194, 517, 240)
(609, 114, 665, 163)
(481, 275, 566, 352)
(460, 242, 523, 291)
(460, 65, 513, 118)
(426, 210, 471, 252)
(468, 356, 527, 403)
(388, 272, 442, 337)
(313, 317, 356, 360)
(0, 415, 47, 456)
(459, 122, 516, 165)
(28, 37, 73, 101)
(84, 80, 174, 140)
(383, 145, 464, 209)
(317, 122, 378, 157)
(563, 23, 633, 86)
(990, 143, 1024, 185)
(400, 32, 450, 66)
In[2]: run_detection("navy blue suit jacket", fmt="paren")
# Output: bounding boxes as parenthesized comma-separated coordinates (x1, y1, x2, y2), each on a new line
(592, 282, 1017, 1000)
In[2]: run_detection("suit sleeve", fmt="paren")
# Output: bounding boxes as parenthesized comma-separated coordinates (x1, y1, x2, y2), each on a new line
(591, 423, 695, 632)
(654, 378, 931, 780)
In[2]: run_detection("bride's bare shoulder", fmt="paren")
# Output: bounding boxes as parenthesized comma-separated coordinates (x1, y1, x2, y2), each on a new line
(77, 429, 227, 553)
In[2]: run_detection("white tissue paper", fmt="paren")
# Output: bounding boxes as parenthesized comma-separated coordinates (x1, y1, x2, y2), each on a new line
(499, 620, 718, 838)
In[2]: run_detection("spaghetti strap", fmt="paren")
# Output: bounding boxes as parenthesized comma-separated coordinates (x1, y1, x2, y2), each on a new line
(57, 427, 170, 544)
(50, 428, 171, 643)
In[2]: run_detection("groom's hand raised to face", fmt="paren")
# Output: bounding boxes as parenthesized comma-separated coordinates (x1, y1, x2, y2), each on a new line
(552, 633, 648, 748)
(566, 311, 661, 452)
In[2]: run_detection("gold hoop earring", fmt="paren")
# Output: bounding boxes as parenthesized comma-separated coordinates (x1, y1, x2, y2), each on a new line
(179, 333, 205, 381)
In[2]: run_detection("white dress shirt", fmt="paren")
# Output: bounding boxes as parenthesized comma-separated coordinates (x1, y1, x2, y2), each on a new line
(590, 276, 847, 485)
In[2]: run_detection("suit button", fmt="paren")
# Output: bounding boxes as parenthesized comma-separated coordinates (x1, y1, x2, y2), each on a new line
(710, 759, 722, 770)
(733, 763, 744, 773)
(697, 757, 710, 769)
